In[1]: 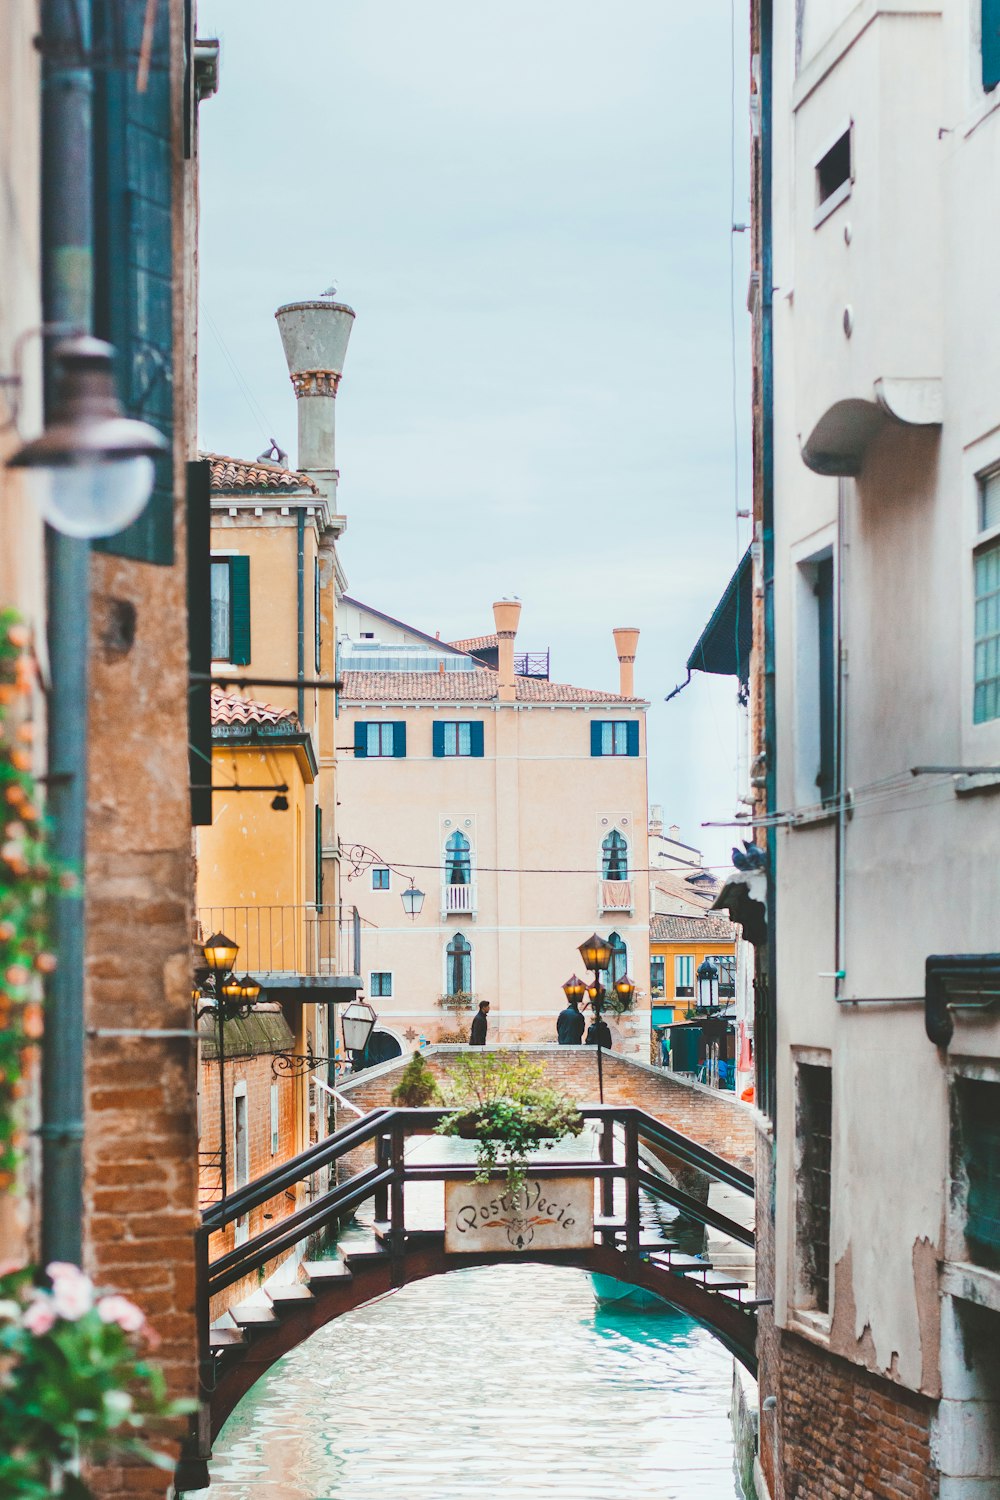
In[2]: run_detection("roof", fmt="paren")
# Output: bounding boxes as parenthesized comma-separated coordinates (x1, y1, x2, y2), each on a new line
(652, 870, 718, 909)
(449, 634, 498, 652)
(203, 452, 320, 498)
(339, 670, 644, 705)
(211, 688, 300, 728)
(341, 597, 471, 655)
(687, 547, 752, 684)
(650, 912, 737, 945)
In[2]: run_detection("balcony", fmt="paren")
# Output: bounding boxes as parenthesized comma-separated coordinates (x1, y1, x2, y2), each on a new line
(599, 879, 634, 916)
(195, 903, 362, 993)
(442, 883, 477, 919)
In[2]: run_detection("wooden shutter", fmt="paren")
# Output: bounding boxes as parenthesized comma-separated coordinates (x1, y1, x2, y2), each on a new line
(432, 722, 445, 758)
(626, 720, 640, 757)
(392, 722, 407, 758)
(92, 0, 175, 564)
(229, 556, 251, 665)
(469, 722, 484, 758)
(591, 721, 604, 757)
(315, 805, 323, 911)
(985, 0, 1000, 90)
(186, 461, 212, 825)
(354, 723, 368, 759)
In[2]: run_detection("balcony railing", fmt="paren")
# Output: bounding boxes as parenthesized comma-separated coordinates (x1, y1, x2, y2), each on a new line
(442, 883, 477, 917)
(599, 879, 634, 916)
(195, 903, 362, 979)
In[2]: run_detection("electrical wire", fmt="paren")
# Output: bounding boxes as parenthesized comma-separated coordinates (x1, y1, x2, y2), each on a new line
(201, 304, 275, 443)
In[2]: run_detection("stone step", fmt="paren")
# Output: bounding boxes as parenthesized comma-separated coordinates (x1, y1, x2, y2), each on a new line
(649, 1252, 713, 1273)
(302, 1259, 353, 1284)
(269, 1285, 314, 1311)
(231, 1303, 277, 1328)
(685, 1269, 750, 1292)
(209, 1327, 246, 1350)
(338, 1239, 389, 1267)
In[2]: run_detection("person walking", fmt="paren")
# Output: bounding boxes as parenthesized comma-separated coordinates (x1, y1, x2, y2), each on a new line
(586, 1016, 612, 1050)
(469, 1000, 490, 1046)
(556, 995, 585, 1045)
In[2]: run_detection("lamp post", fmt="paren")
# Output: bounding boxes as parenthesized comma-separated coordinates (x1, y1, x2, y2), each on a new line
(696, 959, 720, 1012)
(401, 882, 425, 920)
(197, 932, 261, 1201)
(342, 997, 378, 1069)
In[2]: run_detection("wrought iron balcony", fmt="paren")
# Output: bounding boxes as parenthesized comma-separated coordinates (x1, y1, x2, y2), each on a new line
(195, 902, 363, 991)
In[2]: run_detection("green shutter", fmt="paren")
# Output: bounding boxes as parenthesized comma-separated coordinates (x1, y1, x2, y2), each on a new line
(392, 722, 407, 758)
(186, 461, 213, 826)
(92, 0, 175, 564)
(591, 722, 604, 757)
(432, 722, 445, 758)
(229, 556, 251, 665)
(315, 804, 324, 911)
(354, 723, 368, 759)
(985, 0, 1000, 89)
(627, 720, 640, 757)
(470, 722, 484, 758)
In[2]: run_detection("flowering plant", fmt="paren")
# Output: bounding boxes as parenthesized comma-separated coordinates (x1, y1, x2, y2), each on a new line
(0, 1262, 194, 1497)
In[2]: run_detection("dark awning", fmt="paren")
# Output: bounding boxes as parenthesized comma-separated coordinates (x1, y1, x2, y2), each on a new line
(686, 547, 752, 686)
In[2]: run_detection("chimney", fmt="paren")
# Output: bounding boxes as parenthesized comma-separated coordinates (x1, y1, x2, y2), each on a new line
(275, 291, 355, 506)
(613, 627, 640, 697)
(492, 599, 521, 703)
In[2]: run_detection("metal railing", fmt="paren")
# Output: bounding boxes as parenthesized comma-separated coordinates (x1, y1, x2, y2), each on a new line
(195, 902, 362, 977)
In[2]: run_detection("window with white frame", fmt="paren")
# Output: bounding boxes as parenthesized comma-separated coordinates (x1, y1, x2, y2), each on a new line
(370, 972, 393, 997)
(601, 829, 629, 880)
(707, 953, 737, 999)
(372, 867, 390, 891)
(974, 468, 1000, 724)
(650, 955, 665, 998)
(443, 722, 472, 756)
(675, 954, 694, 998)
(446, 933, 472, 995)
(367, 723, 397, 757)
(794, 543, 837, 805)
(210, 560, 231, 660)
(445, 831, 472, 885)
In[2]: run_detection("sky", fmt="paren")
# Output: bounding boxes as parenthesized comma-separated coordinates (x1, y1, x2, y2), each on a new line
(196, 0, 753, 870)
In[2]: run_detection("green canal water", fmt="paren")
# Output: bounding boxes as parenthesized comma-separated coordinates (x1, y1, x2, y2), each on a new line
(189, 1262, 744, 1499)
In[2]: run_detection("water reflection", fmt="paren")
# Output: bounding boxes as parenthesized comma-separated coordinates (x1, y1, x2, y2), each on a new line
(189, 1264, 742, 1500)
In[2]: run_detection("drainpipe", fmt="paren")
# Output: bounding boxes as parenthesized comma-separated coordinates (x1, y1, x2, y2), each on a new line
(297, 508, 305, 723)
(39, 0, 94, 1268)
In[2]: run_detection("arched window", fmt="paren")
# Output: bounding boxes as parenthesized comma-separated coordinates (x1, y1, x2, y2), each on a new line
(604, 931, 628, 990)
(445, 831, 471, 886)
(602, 829, 629, 880)
(446, 932, 472, 995)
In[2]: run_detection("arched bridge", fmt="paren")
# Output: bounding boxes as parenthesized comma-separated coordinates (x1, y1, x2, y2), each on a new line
(180, 1105, 757, 1488)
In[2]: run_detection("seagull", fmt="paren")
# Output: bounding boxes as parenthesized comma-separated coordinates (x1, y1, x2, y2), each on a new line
(731, 841, 767, 872)
(321, 283, 338, 298)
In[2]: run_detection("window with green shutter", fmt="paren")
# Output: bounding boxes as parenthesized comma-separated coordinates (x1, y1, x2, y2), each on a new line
(433, 721, 484, 757)
(591, 720, 639, 756)
(92, 0, 175, 565)
(958, 1078, 1000, 1267)
(354, 722, 406, 758)
(187, 461, 212, 826)
(210, 556, 251, 665)
(984, 0, 1000, 91)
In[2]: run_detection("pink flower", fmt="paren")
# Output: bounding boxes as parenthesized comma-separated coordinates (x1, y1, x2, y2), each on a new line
(96, 1295, 146, 1335)
(45, 1261, 81, 1283)
(22, 1297, 56, 1335)
(49, 1268, 93, 1322)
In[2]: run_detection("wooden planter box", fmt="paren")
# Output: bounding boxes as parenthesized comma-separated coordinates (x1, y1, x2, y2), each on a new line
(453, 1109, 559, 1141)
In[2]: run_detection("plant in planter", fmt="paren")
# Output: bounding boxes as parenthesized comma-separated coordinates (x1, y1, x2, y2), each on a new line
(390, 1052, 442, 1107)
(436, 1051, 584, 1196)
(437, 990, 476, 1011)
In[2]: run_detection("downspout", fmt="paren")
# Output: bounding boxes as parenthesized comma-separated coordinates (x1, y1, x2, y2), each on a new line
(297, 508, 305, 723)
(834, 478, 848, 1001)
(760, 0, 778, 1126)
(39, 0, 93, 1267)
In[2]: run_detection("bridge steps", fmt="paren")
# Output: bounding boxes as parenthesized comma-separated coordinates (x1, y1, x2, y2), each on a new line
(301, 1259, 353, 1284)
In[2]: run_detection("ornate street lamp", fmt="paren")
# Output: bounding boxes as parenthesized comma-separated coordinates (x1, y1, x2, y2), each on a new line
(697, 959, 720, 1012)
(8, 337, 166, 538)
(578, 933, 613, 974)
(342, 998, 378, 1058)
(577, 933, 613, 1103)
(202, 931, 239, 977)
(562, 974, 587, 1005)
(194, 933, 265, 1203)
(613, 975, 636, 1009)
(401, 883, 425, 920)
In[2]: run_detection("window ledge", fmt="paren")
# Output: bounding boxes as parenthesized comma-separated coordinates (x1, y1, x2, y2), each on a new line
(787, 1308, 832, 1346)
(788, 804, 840, 829)
(940, 1259, 1000, 1315)
(813, 179, 851, 228)
(954, 771, 1000, 798)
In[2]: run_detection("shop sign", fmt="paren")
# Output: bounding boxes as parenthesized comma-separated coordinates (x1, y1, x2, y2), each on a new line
(444, 1176, 594, 1253)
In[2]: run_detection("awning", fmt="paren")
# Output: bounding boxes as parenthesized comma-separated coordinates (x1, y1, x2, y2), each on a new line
(686, 547, 752, 687)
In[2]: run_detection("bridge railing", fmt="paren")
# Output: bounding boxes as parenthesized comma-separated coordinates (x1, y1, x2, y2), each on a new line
(197, 1104, 754, 1316)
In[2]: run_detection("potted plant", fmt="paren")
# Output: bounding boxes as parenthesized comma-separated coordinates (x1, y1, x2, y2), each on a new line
(436, 1051, 584, 1196)
(437, 990, 476, 1012)
(390, 1052, 442, 1107)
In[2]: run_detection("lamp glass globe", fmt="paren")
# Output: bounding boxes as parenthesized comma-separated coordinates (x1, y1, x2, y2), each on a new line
(25, 455, 155, 539)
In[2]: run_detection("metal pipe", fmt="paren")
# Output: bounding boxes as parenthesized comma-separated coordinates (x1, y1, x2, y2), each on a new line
(834, 477, 849, 1001)
(39, 0, 94, 1270)
(296, 508, 305, 723)
(217, 1007, 228, 1201)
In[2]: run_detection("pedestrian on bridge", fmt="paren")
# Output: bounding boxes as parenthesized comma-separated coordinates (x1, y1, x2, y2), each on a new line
(557, 996, 585, 1045)
(586, 1016, 612, 1050)
(469, 1000, 490, 1046)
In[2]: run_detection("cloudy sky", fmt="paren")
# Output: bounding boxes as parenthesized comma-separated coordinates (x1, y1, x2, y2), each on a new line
(196, 1, 752, 869)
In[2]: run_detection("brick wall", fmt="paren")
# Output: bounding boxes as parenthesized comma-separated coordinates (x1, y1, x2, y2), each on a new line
(338, 1045, 754, 1172)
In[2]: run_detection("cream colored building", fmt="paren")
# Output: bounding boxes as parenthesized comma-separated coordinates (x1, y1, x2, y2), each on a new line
(335, 601, 651, 1053)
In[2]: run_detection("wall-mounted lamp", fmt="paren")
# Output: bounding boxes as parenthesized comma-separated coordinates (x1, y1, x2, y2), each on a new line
(401, 882, 425, 920)
(7, 337, 166, 538)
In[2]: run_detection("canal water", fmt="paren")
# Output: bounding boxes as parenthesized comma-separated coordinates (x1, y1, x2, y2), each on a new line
(188, 1131, 746, 1499)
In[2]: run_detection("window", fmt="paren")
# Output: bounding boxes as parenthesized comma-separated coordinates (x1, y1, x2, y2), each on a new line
(210, 556, 251, 664)
(975, 471, 1000, 724)
(814, 125, 852, 225)
(315, 806, 323, 912)
(446, 932, 472, 995)
(314, 558, 321, 672)
(234, 1085, 250, 1245)
(675, 954, 694, 998)
(354, 721, 406, 758)
(707, 954, 737, 1000)
(650, 956, 665, 999)
(795, 546, 837, 805)
(956, 1078, 1000, 1268)
(603, 932, 627, 991)
(370, 972, 393, 998)
(360, 631, 375, 639)
(795, 1061, 833, 1313)
(372, 868, 390, 891)
(270, 1083, 279, 1156)
(445, 831, 471, 885)
(591, 720, 639, 757)
(433, 721, 484, 757)
(602, 830, 629, 880)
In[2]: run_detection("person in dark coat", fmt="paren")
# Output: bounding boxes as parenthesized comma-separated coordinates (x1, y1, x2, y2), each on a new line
(586, 1017, 612, 1050)
(469, 1000, 490, 1046)
(556, 997, 586, 1045)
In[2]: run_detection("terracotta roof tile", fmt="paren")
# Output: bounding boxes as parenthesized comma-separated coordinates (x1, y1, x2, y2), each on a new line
(211, 688, 300, 728)
(449, 634, 498, 652)
(203, 452, 320, 497)
(339, 670, 643, 705)
(650, 912, 737, 944)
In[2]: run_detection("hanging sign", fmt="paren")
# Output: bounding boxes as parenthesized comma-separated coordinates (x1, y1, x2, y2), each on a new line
(444, 1177, 594, 1253)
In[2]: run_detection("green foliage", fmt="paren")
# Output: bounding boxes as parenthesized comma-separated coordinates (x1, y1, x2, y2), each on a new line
(390, 1052, 442, 1108)
(436, 1052, 584, 1196)
(0, 1265, 195, 1497)
(436, 991, 476, 1011)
